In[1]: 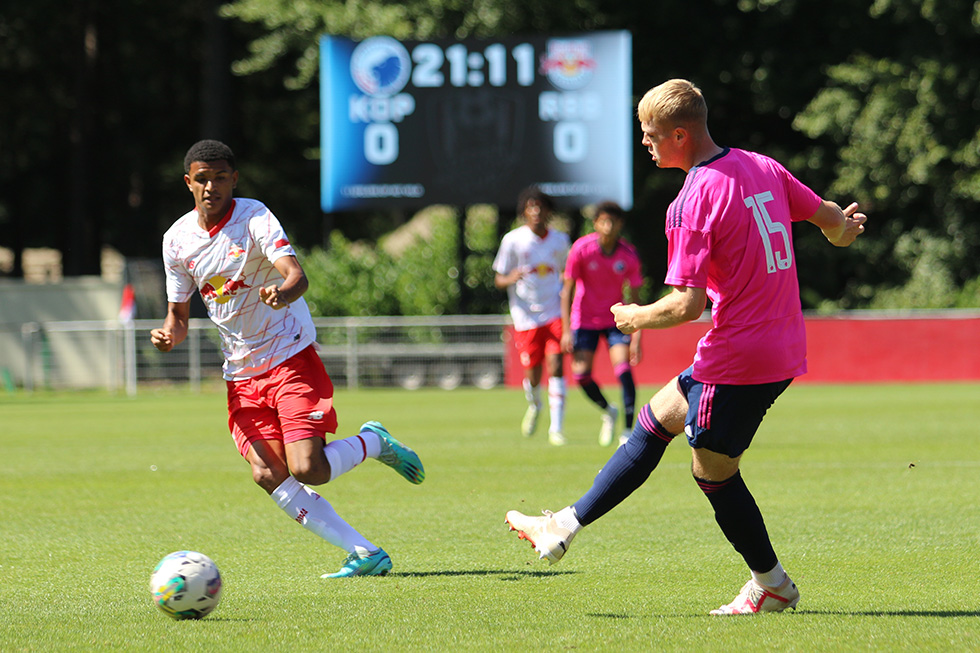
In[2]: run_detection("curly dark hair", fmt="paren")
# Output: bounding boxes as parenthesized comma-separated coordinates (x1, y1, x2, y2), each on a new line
(516, 185, 555, 216)
(594, 200, 626, 221)
(183, 139, 236, 173)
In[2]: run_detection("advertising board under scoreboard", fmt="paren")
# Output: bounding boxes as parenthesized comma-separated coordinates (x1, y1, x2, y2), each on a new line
(320, 31, 632, 212)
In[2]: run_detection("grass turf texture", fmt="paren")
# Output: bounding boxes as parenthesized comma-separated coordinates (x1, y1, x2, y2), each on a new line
(1, 383, 978, 651)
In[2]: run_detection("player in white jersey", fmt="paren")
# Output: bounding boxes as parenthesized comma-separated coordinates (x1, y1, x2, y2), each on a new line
(493, 187, 570, 446)
(150, 140, 425, 578)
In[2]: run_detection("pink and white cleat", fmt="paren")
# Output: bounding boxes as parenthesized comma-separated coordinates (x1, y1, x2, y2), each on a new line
(710, 577, 800, 615)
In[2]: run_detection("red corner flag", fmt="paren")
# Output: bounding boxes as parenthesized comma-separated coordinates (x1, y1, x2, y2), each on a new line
(119, 283, 136, 323)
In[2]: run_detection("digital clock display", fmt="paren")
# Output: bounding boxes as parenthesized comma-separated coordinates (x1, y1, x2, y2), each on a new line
(320, 31, 632, 211)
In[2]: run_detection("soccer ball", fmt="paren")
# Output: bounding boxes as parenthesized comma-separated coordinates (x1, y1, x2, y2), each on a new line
(150, 551, 222, 620)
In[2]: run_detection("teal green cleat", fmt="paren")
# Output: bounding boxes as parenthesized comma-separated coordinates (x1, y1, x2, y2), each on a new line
(321, 548, 392, 578)
(361, 420, 425, 484)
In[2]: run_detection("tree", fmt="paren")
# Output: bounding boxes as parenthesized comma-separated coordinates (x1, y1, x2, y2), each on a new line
(0, 0, 326, 275)
(793, 0, 980, 308)
(220, 0, 609, 89)
(3, 0, 977, 312)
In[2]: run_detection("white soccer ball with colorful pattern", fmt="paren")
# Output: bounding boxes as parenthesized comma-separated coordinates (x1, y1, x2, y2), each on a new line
(150, 551, 222, 620)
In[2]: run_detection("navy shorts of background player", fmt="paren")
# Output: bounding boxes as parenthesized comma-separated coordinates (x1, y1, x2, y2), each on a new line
(572, 327, 632, 353)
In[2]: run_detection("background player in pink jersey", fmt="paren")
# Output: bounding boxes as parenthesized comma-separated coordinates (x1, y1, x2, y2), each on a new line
(493, 187, 570, 446)
(561, 201, 644, 447)
(150, 140, 425, 578)
(507, 80, 867, 614)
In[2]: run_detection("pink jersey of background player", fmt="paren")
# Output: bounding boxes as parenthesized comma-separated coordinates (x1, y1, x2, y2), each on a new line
(664, 147, 822, 385)
(565, 232, 643, 331)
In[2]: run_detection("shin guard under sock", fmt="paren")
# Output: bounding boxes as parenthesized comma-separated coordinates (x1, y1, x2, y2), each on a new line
(618, 369, 636, 429)
(696, 470, 778, 573)
(572, 404, 675, 524)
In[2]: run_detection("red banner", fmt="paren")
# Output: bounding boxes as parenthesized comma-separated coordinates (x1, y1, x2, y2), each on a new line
(504, 313, 980, 386)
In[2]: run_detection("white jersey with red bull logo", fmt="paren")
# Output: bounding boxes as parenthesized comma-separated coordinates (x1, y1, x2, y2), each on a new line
(492, 224, 570, 331)
(163, 198, 316, 381)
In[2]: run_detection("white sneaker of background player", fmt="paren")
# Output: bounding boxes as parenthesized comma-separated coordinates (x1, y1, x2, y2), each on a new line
(599, 405, 618, 446)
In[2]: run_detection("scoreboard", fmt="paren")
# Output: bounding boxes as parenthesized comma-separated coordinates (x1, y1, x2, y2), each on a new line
(320, 31, 632, 212)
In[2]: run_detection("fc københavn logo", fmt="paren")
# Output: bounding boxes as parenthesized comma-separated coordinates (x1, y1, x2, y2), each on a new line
(350, 36, 412, 97)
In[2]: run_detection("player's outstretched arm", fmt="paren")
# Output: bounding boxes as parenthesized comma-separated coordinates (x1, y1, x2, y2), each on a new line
(611, 286, 706, 334)
(808, 200, 867, 247)
(559, 276, 575, 354)
(494, 269, 523, 289)
(150, 301, 190, 352)
(626, 284, 643, 364)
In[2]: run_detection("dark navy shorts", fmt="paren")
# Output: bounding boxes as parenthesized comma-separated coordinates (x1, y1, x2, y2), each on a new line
(677, 366, 792, 458)
(573, 327, 631, 352)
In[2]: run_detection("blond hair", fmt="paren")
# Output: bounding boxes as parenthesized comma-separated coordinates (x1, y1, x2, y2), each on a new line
(637, 79, 707, 127)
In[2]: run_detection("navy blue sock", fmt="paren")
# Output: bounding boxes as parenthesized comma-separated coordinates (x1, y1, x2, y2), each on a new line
(696, 471, 778, 573)
(578, 377, 609, 410)
(572, 404, 675, 525)
(618, 370, 636, 428)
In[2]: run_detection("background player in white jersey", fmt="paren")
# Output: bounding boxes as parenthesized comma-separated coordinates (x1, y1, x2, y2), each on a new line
(150, 140, 425, 578)
(561, 201, 644, 447)
(506, 80, 867, 614)
(493, 187, 570, 446)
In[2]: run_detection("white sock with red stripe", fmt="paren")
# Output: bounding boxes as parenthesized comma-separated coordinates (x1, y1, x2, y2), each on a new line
(323, 432, 383, 480)
(548, 376, 566, 433)
(271, 476, 374, 552)
(523, 378, 541, 408)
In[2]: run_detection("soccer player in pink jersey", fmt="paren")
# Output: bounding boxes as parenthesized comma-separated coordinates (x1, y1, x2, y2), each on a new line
(150, 140, 425, 578)
(507, 80, 867, 614)
(561, 201, 644, 447)
(493, 187, 570, 446)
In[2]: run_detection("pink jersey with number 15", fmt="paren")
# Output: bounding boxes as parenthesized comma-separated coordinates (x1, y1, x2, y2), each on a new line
(664, 148, 822, 385)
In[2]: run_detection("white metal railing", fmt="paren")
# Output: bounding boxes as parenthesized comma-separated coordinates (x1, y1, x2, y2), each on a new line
(0, 315, 511, 394)
(6, 309, 977, 395)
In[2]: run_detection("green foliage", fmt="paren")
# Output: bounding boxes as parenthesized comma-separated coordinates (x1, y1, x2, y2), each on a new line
(792, 0, 980, 308)
(302, 205, 507, 316)
(4, 0, 979, 311)
(859, 228, 980, 309)
(220, 0, 607, 88)
(387, 208, 461, 315)
(461, 204, 509, 313)
(300, 231, 400, 316)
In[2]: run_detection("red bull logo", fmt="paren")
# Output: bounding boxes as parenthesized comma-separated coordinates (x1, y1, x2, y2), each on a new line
(540, 39, 596, 91)
(200, 275, 251, 304)
(535, 263, 555, 277)
(228, 243, 245, 260)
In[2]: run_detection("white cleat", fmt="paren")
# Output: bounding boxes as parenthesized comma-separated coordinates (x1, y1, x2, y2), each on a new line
(710, 577, 800, 615)
(548, 431, 567, 447)
(505, 510, 576, 564)
(599, 405, 619, 446)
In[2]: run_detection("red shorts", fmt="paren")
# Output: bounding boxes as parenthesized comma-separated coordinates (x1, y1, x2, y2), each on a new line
(513, 318, 563, 369)
(226, 345, 338, 458)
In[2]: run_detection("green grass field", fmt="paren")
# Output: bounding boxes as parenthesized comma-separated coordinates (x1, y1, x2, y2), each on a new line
(2, 382, 978, 651)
